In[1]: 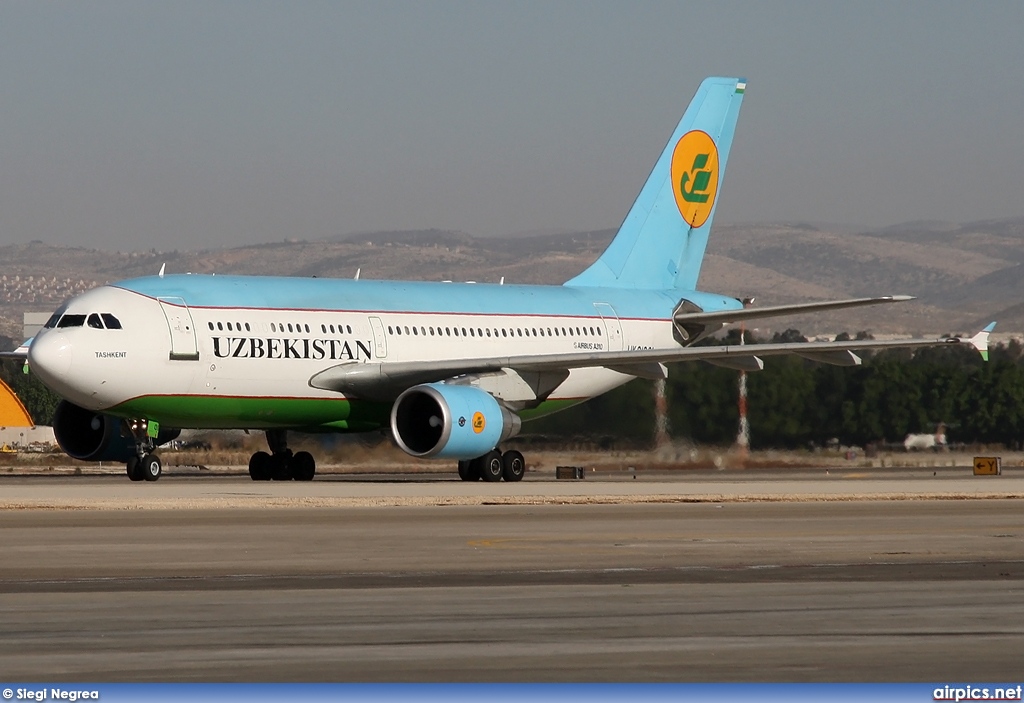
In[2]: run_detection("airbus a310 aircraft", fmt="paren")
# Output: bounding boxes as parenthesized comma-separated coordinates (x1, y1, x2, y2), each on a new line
(3, 77, 993, 482)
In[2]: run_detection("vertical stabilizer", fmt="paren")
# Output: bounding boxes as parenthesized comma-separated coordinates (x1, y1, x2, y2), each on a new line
(565, 76, 745, 291)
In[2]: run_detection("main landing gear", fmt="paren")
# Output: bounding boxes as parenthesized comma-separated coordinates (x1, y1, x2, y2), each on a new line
(248, 430, 316, 481)
(457, 448, 525, 483)
(124, 418, 162, 482)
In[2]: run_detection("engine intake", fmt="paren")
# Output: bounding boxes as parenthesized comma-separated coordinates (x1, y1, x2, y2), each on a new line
(391, 383, 521, 459)
(53, 400, 179, 462)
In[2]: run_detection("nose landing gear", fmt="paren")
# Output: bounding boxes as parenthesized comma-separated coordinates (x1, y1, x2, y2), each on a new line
(248, 430, 316, 481)
(124, 418, 162, 482)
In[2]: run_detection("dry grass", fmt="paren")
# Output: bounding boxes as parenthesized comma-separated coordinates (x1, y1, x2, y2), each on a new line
(3, 439, 1018, 475)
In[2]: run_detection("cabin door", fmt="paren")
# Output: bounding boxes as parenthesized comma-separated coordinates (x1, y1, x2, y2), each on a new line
(593, 302, 624, 351)
(158, 297, 200, 361)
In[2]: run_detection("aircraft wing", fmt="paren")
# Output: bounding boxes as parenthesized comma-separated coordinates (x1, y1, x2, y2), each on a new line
(309, 324, 995, 401)
(0, 338, 32, 362)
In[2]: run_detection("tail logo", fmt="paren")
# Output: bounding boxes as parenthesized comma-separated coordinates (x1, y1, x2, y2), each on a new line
(670, 130, 719, 228)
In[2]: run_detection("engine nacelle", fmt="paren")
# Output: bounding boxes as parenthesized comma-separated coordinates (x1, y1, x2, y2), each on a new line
(391, 383, 521, 459)
(52, 400, 180, 462)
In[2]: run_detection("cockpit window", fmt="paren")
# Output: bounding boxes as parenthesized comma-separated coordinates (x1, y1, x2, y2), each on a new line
(56, 314, 87, 328)
(101, 314, 122, 330)
(87, 313, 104, 329)
(44, 313, 61, 329)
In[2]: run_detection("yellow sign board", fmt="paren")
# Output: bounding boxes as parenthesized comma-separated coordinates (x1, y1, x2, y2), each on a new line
(973, 456, 1001, 476)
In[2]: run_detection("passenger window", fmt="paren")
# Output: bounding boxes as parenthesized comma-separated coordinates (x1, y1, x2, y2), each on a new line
(208, 322, 215, 331)
(347, 325, 352, 334)
(227, 322, 233, 331)
(218, 322, 224, 331)
(501, 329, 507, 337)
(245, 323, 251, 332)
(87, 313, 104, 329)
(271, 323, 276, 332)
(57, 314, 86, 328)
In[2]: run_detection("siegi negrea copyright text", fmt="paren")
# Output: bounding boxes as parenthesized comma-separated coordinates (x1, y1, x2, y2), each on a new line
(7, 690, 98, 702)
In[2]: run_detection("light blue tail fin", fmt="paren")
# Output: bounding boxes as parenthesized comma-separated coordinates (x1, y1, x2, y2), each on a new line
(565, 76, 746, 291)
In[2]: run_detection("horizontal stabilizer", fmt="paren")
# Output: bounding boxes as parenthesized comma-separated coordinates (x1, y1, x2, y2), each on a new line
(674, 295, 914, 327)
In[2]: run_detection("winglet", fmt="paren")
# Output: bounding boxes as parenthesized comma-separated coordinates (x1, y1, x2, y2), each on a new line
(158, 263, 166, 278)
(967, 322, 996, 361)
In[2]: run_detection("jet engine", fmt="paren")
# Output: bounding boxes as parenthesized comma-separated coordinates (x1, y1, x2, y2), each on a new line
(52, 400, 180, 462)
(391, 383, 521, 459)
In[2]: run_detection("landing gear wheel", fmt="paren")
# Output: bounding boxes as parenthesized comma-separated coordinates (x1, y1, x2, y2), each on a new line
(457, 459, 479, 481)
(141, 454, 162, 482)
(479, 450, 504, 482)
(126, 456, 144, 482)
(249, 451, 272, 481)
(501, 450, 525, 482)
(292, 451, 316, 481)
(270, 452, 293, 481)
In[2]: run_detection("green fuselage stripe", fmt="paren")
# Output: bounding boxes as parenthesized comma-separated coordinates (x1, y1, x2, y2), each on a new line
(109, 395, 582, 433)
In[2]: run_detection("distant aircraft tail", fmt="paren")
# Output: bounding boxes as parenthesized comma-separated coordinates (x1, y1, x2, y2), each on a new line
(565, 76, 746, 291)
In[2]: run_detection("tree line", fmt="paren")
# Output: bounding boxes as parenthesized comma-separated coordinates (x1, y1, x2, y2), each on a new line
(529, 330, 1024, 449)
(3, 329, 1023, 449)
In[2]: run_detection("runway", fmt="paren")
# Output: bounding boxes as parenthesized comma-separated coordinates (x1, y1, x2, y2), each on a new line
(1, 471, 1023, 681)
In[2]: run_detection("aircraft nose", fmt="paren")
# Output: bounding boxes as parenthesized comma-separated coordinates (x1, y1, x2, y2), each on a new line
(28, 332, 73, 379)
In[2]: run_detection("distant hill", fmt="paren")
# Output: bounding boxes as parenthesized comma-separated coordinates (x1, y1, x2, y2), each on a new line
(2, 218, 1023, 339)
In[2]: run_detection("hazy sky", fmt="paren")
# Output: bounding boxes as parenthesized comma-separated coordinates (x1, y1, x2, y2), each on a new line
(1, 1, 1022, 251)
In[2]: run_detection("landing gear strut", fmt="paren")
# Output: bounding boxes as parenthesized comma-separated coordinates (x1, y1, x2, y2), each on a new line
(124, 418, 161, 482)
(249, 430, 316, 481)
(458, 448, 525, 482)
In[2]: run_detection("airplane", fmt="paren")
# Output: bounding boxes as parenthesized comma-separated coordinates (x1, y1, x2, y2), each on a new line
(1, 76, 994, 482)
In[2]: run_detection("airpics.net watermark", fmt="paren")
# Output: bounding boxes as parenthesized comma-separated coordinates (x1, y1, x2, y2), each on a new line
(3, 690, 98, 702)
(934, 685, 1024, 701)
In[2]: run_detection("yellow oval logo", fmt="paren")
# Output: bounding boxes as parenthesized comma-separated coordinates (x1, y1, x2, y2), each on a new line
(670, 130, 719, 228)
(472, 411, 486, 434)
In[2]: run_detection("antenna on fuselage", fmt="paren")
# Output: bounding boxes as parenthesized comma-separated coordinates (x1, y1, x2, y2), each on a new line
(158, 263, 166, 278)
